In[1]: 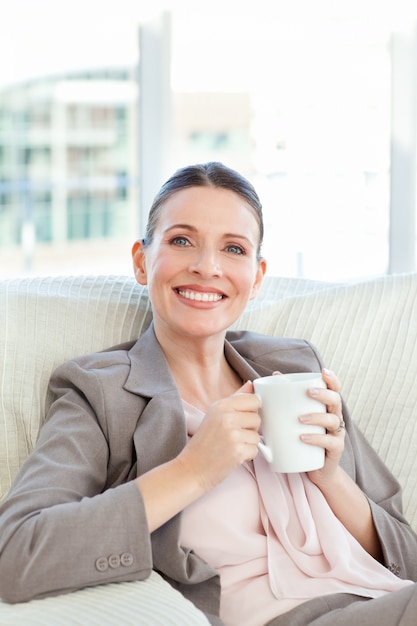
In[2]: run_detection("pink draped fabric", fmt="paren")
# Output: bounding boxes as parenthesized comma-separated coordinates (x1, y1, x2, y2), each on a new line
(180, 401, 412, 626)
(253, 454, 411, 597)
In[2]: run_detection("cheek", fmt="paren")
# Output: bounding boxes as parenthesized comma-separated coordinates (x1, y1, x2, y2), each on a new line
(146, 254, 179, 286)
(248, 262, 264, 295)
(233, 265, 259, 295)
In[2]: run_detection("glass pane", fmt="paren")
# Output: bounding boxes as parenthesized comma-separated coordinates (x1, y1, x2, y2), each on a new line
(0, 3, 409, 279)
(171, 7, 392, 281)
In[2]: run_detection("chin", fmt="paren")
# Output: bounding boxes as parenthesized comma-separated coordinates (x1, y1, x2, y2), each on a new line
(181, 322, 228, 338)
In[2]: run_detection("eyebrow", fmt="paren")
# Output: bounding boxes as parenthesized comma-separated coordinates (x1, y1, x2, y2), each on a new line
(163, 224, 197, 234)
(163, 224, 254, 245)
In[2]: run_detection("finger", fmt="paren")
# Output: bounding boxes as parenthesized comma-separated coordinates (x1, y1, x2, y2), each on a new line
(231, 382, 261, 411)
(321, 368, 341, 393)
(308, 386, 342, 414)
(235, 380, 254, 394)
(300, 411, 345, 435)
(300, 428, 345, 463)
(212, 397, 261, 431)
(326, 416, 346, 434)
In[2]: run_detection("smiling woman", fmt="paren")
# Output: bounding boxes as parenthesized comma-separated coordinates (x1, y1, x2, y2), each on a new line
(131, 163, 266, 348)
(1, 162, 417, 626)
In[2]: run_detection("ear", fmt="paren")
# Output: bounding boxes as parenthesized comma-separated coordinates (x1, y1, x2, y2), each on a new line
(132, 239, 148, 285)
(249, 258, 267, 300)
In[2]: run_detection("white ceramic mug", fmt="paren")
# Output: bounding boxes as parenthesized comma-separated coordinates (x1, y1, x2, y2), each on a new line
(253, 372, 326, 473)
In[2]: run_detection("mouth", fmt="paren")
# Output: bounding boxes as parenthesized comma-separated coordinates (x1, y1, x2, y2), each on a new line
(175, 288, 225, 302)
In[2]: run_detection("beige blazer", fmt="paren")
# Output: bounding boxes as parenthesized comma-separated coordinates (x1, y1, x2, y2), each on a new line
(1, 325, 416, 620)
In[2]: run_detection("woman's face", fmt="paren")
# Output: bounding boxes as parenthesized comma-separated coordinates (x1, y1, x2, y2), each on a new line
(132, 186, 266, 341)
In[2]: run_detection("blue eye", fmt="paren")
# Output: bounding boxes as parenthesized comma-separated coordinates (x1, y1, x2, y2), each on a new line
(171, 236, 190, 247)
(226, 244, 245, 255)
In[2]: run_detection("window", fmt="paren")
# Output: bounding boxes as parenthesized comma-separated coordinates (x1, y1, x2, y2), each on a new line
(1, 4, 416, 279)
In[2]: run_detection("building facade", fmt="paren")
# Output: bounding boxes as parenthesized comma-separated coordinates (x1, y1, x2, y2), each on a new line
(0, 68, 138, 272)
(0, 69, 251, 275)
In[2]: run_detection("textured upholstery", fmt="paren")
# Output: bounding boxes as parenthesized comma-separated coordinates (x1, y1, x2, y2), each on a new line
(0, 571, 210, 625)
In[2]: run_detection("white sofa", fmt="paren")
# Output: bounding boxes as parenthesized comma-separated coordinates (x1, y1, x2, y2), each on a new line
(1, 272, 417, 624)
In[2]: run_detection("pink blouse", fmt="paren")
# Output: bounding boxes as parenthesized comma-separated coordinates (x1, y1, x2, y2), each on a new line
(179, 401, 412, 626)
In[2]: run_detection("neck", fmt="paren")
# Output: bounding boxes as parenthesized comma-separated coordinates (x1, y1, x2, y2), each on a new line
(155, 329, 242, 411)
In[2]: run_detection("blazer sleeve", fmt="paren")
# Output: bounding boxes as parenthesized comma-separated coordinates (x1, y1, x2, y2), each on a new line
(340, 403, 417, 582)
(0, 358, 153, 604)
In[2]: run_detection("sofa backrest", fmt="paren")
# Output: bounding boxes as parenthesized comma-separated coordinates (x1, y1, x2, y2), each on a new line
(1, 273, 417, 532)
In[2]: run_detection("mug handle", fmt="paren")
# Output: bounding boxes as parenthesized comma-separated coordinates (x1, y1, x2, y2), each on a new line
(257, 440, 273, 463)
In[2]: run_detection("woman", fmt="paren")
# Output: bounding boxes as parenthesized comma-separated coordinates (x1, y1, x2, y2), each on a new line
(1, 162, 417, 625)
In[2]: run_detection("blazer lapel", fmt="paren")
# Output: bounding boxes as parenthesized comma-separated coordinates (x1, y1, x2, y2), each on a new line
(124, 325, 188, 475)
(123, 325, 272, 476)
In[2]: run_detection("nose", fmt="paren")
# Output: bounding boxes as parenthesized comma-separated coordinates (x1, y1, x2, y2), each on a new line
(189, 247, 222, 278)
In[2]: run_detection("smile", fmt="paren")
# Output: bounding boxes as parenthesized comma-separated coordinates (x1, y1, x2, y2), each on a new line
(177, 289, 224, 302)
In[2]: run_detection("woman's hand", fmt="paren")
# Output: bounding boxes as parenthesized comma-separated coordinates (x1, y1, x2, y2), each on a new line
(136, 381, 260, 532)
(177, 381, 261, 493)
(297, 368, 383, 559)
(299, 368, 346, 487)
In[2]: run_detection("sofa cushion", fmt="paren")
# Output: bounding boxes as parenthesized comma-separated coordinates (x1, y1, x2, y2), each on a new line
(0, 571, 210, 624)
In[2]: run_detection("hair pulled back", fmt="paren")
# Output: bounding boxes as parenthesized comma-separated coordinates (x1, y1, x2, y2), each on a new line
(143, 162, 264, 259)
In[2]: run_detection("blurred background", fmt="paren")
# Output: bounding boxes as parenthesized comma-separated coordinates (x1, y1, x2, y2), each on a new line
(1, 0, 416, 281)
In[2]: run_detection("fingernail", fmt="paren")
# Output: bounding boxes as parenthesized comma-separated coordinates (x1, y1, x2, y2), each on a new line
(299, 414, 312, 422)
(309, 388, 320, 396)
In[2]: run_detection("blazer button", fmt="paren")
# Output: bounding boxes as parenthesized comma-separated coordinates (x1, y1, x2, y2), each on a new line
(108, 554, 121, 569)
(121, 552, 134, 567)
(95, 557, 109, 572)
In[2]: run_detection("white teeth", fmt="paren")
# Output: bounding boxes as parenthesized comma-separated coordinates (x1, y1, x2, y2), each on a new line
(178, 289, 223, 302)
